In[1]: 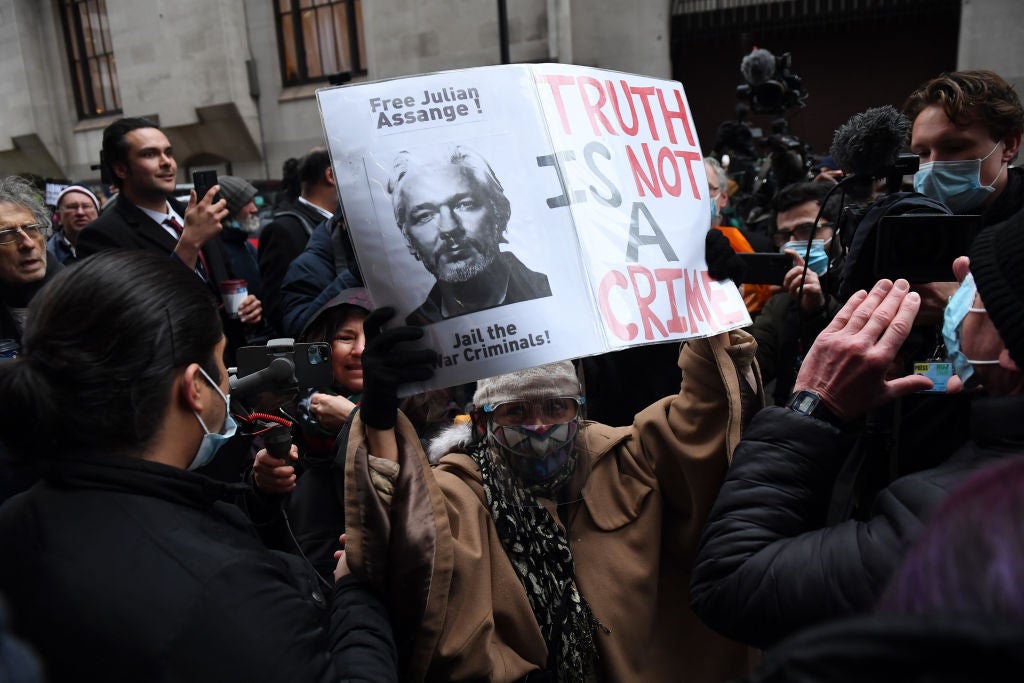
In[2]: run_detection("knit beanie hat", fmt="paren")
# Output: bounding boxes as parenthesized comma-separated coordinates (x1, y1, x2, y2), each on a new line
(55, 185, 100, 211)
(968, 216, 1024, 368)
(217, 175, 258, 219)
(473, 360, 580, 407)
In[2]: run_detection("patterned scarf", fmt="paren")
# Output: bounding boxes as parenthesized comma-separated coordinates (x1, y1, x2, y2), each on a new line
(469, 441, 604, 682)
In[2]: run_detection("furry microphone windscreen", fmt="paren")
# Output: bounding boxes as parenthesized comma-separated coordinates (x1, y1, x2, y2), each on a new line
(740, 48, 776, 85)
(829, 105, 912, 178)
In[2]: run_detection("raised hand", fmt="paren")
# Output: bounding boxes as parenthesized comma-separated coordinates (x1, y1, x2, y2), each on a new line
(793, 278, 934, 421)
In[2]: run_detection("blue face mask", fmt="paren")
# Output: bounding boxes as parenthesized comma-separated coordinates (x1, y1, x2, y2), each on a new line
(710, 199, 719, 227)
(190, 367, 237, 471)
(942, 273, 1000, 389)
(914, 142, 1003, 212)
(780, 239, 829, 276)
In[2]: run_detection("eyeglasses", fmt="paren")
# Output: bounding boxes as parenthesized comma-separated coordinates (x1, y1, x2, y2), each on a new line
(772, 221, 830, 247)
(483, 396, 584, 427)
(59, 203, 96, 213)
(0, 223, 50, 245)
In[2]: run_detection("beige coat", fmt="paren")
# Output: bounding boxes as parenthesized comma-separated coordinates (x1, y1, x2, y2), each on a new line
(344, 331, 762, 682)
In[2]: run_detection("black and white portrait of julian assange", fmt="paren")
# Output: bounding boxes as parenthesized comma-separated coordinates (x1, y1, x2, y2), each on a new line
(387, 145, 552, 326)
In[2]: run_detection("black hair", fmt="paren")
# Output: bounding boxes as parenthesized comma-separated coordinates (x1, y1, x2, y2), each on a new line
(101, 117, 160, 189)
(298, 149, 332, 191)
(0, 251, 222, 459)
(280, 156, 301, 203)
(299, 304, 368, 346)
(772, 181, 842, 224)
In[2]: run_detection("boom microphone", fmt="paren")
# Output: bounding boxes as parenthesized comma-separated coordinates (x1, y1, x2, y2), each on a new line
(740, 48, 776, 85)
(829, 105, 911, 178)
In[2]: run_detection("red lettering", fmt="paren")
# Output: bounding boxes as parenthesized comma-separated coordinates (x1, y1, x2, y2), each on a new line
(684, 268, 714, 330)
(627, 265, 667, 340)
(658, 147, 682, 197)
(656, 87, 696, 147)
(598, 270, 637, 341)
(675, 150, 704, 199)
(629, 86, 659, 140)
(540, 74, 577, 135)
(626, 143, 661, 198)
(577, 76, 616, 136)
(608, 80, 640, 136)
(655, 267, 687, 333)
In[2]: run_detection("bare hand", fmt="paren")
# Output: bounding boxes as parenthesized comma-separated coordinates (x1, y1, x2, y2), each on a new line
(793, 278, 934, 421)
(310, 392, 357, 432)
(252, 444, 298, 495)
(238, 294, 262, 324)
(333, 533, 351, 582)
(781, 249, 826, 315)
(175, 187, 228, 268)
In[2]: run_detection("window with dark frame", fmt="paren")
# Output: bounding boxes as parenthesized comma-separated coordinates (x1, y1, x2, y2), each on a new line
(275, 0, 367, 86)
(58, 0, 122, 119)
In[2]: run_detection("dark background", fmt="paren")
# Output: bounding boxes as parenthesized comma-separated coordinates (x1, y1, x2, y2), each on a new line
(671, 0, 961, 156)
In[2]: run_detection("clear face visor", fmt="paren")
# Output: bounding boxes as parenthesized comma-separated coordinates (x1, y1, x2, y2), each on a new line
(477, 396, 590, 506)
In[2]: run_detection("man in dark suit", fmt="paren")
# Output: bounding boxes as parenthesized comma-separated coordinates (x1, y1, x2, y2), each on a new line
(77, 117, 262, 359)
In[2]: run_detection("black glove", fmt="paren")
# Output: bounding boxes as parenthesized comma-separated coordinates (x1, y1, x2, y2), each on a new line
(359, 307, 436, 430)
(705, 228, 746, 285)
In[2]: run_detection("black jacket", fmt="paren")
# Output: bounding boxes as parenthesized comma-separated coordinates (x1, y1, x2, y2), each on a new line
(77, 196, 233, 290)
(279, 217, 361, 338)
(690, 396, 1024, 650)
(77, 196, 253, 363)
(740, 613, 1024, 683)
(0, 454, 396, 682)
(259, 201, 327, 333)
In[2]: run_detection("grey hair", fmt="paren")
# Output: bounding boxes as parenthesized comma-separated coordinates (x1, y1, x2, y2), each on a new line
(704, 156, 728, 192)
(0, 176, 51, 230)
(387, 145, 511, 242)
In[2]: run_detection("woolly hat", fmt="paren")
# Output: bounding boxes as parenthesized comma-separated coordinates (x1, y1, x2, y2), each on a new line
(55, 185, 100, 211)
(968, 217, 1024, 368)
(217, 175, 258, 219)
(473, 360, 580, 407)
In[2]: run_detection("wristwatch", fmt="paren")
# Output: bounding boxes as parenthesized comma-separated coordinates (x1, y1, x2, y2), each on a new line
(786, 390, 843, 427)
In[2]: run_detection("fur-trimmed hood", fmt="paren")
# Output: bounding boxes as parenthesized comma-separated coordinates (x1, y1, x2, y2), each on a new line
(427, 421, 474, 464)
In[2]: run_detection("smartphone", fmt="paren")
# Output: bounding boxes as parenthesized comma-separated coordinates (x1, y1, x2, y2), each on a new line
(874, 214, 981, 283)
(192, 170, 219, 203)
(736, 252, 794, 285)
(236, 341, 333, 390)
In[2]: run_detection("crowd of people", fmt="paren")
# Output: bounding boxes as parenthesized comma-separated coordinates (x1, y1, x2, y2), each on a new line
(1, 67, 1023, 682)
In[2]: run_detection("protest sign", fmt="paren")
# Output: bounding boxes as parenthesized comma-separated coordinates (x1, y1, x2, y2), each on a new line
(317, 64, 749, 393)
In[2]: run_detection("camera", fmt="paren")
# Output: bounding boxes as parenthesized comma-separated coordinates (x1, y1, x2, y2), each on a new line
(736, 48, 808, 116)
(231, 338, 333, 404)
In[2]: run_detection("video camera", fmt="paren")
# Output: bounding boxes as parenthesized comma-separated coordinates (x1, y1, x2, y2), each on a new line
(736, 48, 808, 116)
(229, 338, 333, 458)
(231, 338, 332, 405)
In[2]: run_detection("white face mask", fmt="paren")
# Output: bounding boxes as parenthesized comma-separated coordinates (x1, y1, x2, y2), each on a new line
(190, 366, 237, 471)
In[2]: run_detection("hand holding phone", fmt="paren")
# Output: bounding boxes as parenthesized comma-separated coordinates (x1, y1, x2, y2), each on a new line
(192, 170, 219, 204)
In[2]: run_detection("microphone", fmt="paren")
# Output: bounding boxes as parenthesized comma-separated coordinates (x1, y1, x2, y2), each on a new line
(829, 105, 919, 192)
(229, 356, 296, 400)
(740, 48, 776, 85)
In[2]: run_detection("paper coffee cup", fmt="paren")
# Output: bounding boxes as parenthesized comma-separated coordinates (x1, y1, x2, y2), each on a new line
(220, 279, 248, 319)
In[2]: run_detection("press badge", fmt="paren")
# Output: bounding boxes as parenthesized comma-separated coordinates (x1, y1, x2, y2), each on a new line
(914, 361, 952, 393)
